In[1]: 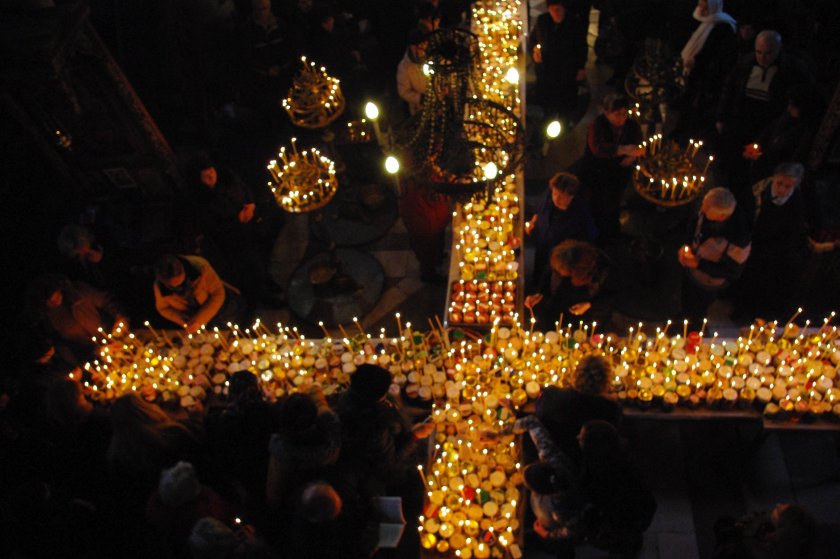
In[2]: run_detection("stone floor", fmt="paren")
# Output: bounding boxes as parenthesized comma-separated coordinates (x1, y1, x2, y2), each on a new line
(253, 8, 840, 558)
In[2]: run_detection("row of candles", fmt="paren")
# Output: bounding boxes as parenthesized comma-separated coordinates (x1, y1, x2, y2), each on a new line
(77, 311, 839, 558)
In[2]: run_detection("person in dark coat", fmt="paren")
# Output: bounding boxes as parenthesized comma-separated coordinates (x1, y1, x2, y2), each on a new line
(712, 503, 817, 559)
(577, 93, 644, 242)
(577, 421, 656, 558)
(266, 385, 341, 507)
(525, 240, 616, 330)
(205, 370, 279, 508)
(526, 172, 598, 286)
(714, 30, 812, 173)
(740, 85, 822, 182)
(25, 274, 128, 364)
(732, 162, 807, 320)
(528, 0, 587, 125)
(678, 187, 752, 324)
(673, 0, 737, 141)
(533, 356, 622, 465)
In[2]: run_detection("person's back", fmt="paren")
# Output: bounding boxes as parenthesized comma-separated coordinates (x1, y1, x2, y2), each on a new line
(579, 421, 655, 557)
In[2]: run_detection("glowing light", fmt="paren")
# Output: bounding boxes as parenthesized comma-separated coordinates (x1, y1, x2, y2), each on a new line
(364, 101, 380, 120)
(546, 120, 562, 139)
(385, 155, 400, 174)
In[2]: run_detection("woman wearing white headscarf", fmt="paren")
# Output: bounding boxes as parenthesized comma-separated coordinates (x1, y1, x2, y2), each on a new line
(675, 0, 737, 140)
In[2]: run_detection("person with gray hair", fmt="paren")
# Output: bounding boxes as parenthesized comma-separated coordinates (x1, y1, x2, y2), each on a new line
(715, 28, 812, 176)
(731, 162, 807, 319)
(678, 187, 752, 323)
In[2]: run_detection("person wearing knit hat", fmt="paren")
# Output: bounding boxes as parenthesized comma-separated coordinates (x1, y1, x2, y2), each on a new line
(188, 517, 239, 559)
(159, 461, 202, 507)
(146, 462, 236, 556)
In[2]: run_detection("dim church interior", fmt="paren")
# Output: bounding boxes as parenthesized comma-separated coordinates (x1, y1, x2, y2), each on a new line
(0, 2, 839, 558)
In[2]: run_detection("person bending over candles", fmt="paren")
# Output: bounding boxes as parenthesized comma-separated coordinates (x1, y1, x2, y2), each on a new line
(526, 172, 597, 287)
(25, 274, 128, 363)
(152, 254, 245, 334)
(678, 187, 751, 324)
(525, 240, 615, 331)
(575, 93, 644, 243)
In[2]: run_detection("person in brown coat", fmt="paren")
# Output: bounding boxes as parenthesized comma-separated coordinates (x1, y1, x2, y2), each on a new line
(153, 254, 245, 333)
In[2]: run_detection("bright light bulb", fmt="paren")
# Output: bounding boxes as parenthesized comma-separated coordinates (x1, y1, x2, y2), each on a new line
(422, 63, 431, 76)
(483, 162, 498, 180)
(546, 120, 562, 139)
(385, 155, 400, 174)
(364, 101, 379, 120)
(505, 67, 519, 84)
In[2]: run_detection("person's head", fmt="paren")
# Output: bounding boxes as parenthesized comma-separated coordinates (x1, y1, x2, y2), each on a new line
(697, 0, 722, 18)
(546, 0, 566, 23)
(277, 392, 319, 438)
(417, 2, 440, 32)
(407, 27, 428, 59)
(188, 517, 239, 559)
(314, 6, 335, 31)
(769, 504, 817, 559)
(251, 0, 273, 22)
(755, 30, 782, 68)
(300, 482, 342, 522)
(770, 162, 804, 203)
(548, 172, 580, 210)
(578, 420, 621, 458)
(601, 92, 630, 127)
(550, 240, 600, 287)
(228, 370, 262, 406)
(154, 255, 187, 291)
(158, 461, 202, 507)
(27, 274, 70, 311)
(523, 461, 570, 495)
(57, 224, 101, 263)
(571, 355, 611, 395)
(700, 187, 736, 222)
(349, 364, 392, 404)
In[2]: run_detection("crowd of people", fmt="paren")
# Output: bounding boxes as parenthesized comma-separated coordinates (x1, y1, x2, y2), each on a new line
(1, 354, 439, 558)
(521, 0, 837, 330)
(2, 0, 837, 557)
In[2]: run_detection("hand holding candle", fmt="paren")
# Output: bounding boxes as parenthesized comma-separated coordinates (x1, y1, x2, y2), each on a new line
(679, 245, 699, 268)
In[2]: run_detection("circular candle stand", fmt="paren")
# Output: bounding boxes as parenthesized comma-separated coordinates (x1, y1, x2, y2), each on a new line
(633, 135, 711, 208)
(268, 103, 385, 326)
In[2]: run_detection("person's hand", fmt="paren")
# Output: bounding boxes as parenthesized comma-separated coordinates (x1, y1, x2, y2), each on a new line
(525, 215, 537, 235)
(742, 143, 762, 160)
(808, 237, 837, 253)
(569, 301, 591, 315)
(533, 519, 549, 538)
(619, 155, 636, 167)
(617, 144, 644, 157)
(239, 203, 256, 223)
(185, 320, 203, 334)
(678, 245, 699, 268)
(412, 421, 435, 439)
(576, 69, 586, 81)
(524, 293, 543, 309)
(715, 121, 726, 134)
(533, 44, 542, 64)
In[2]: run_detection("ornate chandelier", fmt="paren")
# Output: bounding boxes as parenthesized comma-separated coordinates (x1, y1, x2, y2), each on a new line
(393, 28, 523, 200)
